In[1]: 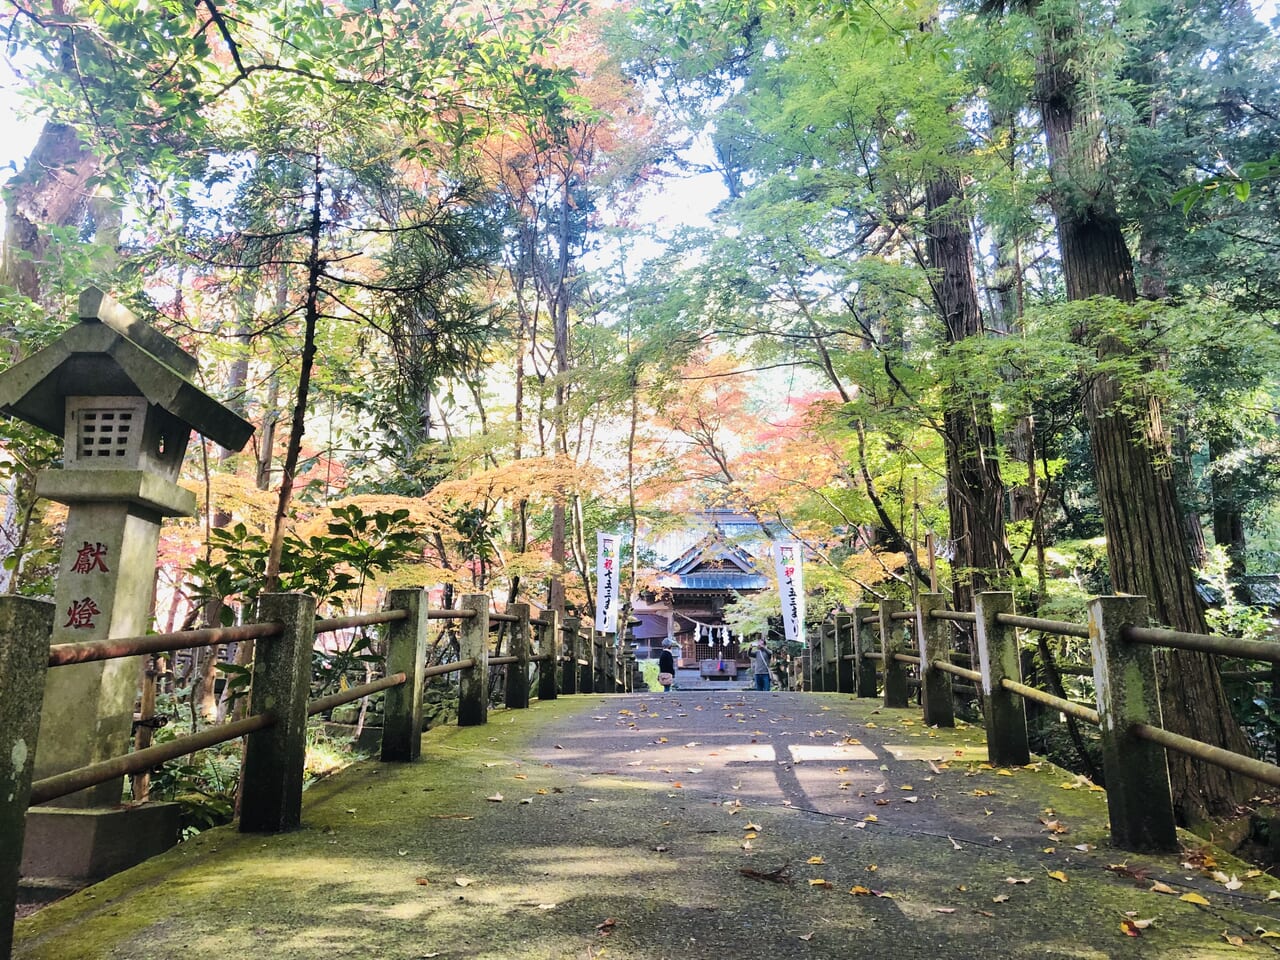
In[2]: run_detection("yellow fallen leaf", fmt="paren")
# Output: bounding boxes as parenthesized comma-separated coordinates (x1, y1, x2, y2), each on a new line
(1268, 891, 1280, 902)
(744, 822, 762, 831)
(900, 785, 914, 791)
(867, 864, 878, 872)
(1150, 881, 1177, 894)
(1259, 931, 1280, 940)
(863, 815, 878, 823)
(996, 769, 1014, 777)
(513, 774, 528, 780)
(745, 832, 758, 840)
(1222, 932, 1244, 947)
(1179, 892, 1211, 905)
(807, 856, 826, 865)
(849, 886, 873, 896)
(992, 894, 1010, 903)
(809, 879, 833, 888)
(1047, 870, 1068, 883)
(865, 722, 877, 728)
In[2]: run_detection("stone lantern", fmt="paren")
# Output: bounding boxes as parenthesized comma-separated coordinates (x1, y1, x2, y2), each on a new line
(0, 288, 252, 877)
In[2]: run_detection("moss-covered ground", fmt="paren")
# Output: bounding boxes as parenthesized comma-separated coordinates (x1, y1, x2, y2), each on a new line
(13, 692, 1280, 959)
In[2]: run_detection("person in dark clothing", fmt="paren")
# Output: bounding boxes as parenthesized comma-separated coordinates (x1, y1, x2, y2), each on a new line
(658, 639, 676, 692)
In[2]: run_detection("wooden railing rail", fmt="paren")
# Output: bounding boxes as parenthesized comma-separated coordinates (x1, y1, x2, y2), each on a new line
(817, 589, 1280, 853)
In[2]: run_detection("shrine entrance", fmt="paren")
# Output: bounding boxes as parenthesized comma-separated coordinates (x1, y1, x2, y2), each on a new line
(632, 515, 770, 679)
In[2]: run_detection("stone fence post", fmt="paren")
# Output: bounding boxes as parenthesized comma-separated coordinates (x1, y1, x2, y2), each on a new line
(381, 588, 426, 762)
(505, 603, 531, 710)
(581, 625, 596, 694)
(0, 597, 55, 959)
(835, 612, 854, 694)
(241, 593, 315, 833)
(562, 617, 580, 695)
(916, 593, 953, 727)
(538, 611, 559, 702)
(457, 594, 489, 726)
(880, 598, 909, 708)
(974, 591, 1029, 767)
(853, 604, 878, 698)
(1089, 595, 1177, 852)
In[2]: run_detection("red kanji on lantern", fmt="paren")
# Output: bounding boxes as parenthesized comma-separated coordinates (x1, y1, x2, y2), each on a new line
(64, 597, 102, 630)
(72, 541, 109, 574)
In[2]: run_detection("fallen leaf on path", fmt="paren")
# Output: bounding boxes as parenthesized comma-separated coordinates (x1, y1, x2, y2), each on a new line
(864, 815, 879, 823)
(537, 903, 556, 910)
(1268, 891, 1280, 902)
(1150, 881, 1177, 894)
(1179, 892, 1211, 905)
(1120, 919, 1142, 938)
(415, 877, 430, 885)
(429, 814, 474, 820)
(486, 793, 504, 802)
(904, 796, 919, 804)
(1047, 871, 1068, 883)
(996, 769, 1014, 777)
(744, 822, 762, 831)
(1005, 877, 1033, 885)
(948, 836, 962, 850)
(809, 879, 833, 888)
(807, 856, 826, 865)
(1221, 932, 1244, 947)
(935, 907, 956, 914)
(519, 797, 533, 804)
(597, 918, 617, 936)
(992, 895, 1010, 903)
(849, 886, 873, 896)
(455, 877, 474, 887)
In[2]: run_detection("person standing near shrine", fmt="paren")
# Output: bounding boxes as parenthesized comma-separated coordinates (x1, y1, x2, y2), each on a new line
(658, 639, 676, 692)
(751, 639, 772, 691)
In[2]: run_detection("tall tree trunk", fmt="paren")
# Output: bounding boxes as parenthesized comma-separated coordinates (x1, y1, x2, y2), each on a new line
(923, 171, 1011, 612)
(1035, 11, 1250, 821)
(265, 150, 324, 590)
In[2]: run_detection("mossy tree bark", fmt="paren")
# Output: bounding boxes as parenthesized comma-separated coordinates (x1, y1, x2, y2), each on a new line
(923, 170, 1011, 612)
(1035, 10, 1250, 821)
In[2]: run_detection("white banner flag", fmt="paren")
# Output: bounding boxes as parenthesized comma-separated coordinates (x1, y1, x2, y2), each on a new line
(595, 531, 620, 634)
(774, 541, 805, 645)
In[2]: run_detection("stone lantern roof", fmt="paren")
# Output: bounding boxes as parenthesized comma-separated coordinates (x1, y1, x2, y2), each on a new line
(0, 288, 253, 452)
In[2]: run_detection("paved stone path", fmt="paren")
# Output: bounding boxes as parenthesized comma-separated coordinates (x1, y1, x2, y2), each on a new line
(14, 691, 1280, 959)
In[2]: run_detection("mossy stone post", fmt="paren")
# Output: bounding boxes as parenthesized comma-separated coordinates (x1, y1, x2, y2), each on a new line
(505, 603, 531, 710)
(603, 633, 615, 692)
(880, 598, 909, 708)
(974, 591, 1029, 766)
(835, 612, 854, 694)
(581, 625, 596, 694)
(1089, 594, 1177, 852)
(538, 612, 559, 701)
(382, 588, 426, 762)
(562, 617, 580, 695)
(815, 621, 832, 692)
(457, 594, 490, 726)
(853, 605, 878, 698)
(622, 647, 636, 692)
(0, 597, 54, 959)
(240, 593, 315, 833)
(916, 593, 954, 727)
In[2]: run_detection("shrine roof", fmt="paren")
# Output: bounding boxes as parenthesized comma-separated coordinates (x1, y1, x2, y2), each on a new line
(656, 571, 770, 591)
